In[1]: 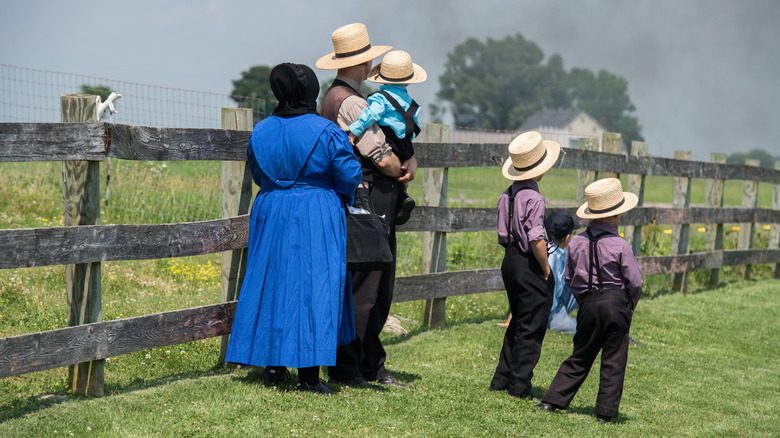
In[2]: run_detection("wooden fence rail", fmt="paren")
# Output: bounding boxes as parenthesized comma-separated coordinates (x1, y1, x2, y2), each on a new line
(2, 207, 779, 270)
(3, 122, 780, 183)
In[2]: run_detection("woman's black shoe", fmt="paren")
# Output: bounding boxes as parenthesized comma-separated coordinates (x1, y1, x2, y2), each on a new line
(295, 380, 333, 395)
(262, 367, 290, 385)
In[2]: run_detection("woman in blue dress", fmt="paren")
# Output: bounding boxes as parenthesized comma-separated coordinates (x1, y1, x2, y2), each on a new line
(226, 63, 362, 394)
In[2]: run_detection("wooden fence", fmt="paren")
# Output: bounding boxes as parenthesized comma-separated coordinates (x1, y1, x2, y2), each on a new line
(1, 96, 780, 397)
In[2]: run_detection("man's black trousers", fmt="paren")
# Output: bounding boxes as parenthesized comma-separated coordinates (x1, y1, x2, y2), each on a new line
(330, 175, 398, 381)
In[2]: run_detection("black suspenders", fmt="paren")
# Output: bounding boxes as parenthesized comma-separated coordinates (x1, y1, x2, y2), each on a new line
(585, 229, 610, 292)
(372, 90, 421, 140)
(505, 184, 533, 248)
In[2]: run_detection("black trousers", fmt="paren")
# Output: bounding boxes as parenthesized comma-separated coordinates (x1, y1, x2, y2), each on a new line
(490, 246, 553, 396)
(330, 175, 399, 381)
(542, 289, 632, 418)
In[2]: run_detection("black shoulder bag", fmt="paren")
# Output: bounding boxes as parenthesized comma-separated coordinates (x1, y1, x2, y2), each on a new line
(346, 188, 394, 271)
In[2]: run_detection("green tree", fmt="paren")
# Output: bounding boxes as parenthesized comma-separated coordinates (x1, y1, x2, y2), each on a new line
(568, 68, 642, 142)
(434, 33, 643, 142)
(80, 84, 113, 101)
(230, 65, 274, 121)
(727, 149, 777, 168)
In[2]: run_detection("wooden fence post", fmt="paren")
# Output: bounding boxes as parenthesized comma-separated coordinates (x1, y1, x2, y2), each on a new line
(422, 123, 449, 328)
(219, 108, 253, 364)
(772, 161, 780, 279)
(576, 138, 599, 205)
(706, 153, 727, 287)
(769, 161, 780, 279)
(599, 132, 623, 179)
(739, 159, 760, 280)
(61, 94, 103, 397)
(671, 150, 692, 293)
(624, 141, 648, 254)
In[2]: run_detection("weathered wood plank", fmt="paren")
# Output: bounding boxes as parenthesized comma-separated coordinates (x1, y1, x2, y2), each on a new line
(0, 217, 249, 269)
(772, 161, 780, 279)
(0, 302, 236, 378)
(624, 141, 648, 255)
(2, 122, 780, 184)
(394, 248, 780, 303)
(421, 123, 449, 329)
(576, 138, 599, 205)
(599, 132, 623, 179)
(739, 159, 760, 280)
(413, 143, 780, 183)
(671, 151, 692, 292)
(706, 153, 727, 287)
(398, 206, 780, 233)
(61, 94, 104, 397)
(107, 124, 249, 161)
(3, 206, 778, 270)
(219, 108, 253, 364)
(0, 123, 106, 162)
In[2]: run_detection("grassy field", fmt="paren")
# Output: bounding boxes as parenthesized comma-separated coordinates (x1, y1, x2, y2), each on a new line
(1, 159, 779, 436)
(1, 280, 779, 437)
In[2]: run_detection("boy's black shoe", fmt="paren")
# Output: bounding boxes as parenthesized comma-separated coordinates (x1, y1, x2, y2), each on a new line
(596, 415, 615, 423)
(396, 194, 416, 226)
(536, 402, 563, 412)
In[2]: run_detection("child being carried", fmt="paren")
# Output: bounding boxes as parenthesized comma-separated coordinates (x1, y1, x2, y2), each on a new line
(348, 50, 426, 225)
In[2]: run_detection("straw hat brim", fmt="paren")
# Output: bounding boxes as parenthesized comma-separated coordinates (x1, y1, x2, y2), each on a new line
(366, 62, 427, 85)
(315, 45, 393, 70)
(576, 192, 639, 220)
(501, 140, 561, 181)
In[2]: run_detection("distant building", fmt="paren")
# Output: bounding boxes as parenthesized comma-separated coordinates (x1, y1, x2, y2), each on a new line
(517, 109, 605, 150)
(447, 108, 607, 149)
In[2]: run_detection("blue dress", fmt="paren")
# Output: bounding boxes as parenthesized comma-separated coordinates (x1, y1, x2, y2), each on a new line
(548, 247, 578, 334)
(225, 113, 362, 368)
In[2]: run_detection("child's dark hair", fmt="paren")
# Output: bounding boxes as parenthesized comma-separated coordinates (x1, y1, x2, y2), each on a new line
(545, 210, 579, 243)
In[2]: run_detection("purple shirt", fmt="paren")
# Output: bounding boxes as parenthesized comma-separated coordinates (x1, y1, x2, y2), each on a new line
(565, 221, 643, 309)
(497, 180, 546, 252)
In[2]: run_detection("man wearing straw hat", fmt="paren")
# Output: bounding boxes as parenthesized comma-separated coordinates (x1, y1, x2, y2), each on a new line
(317, 23, 416, 389)
(537, 178, 643, 423)
(490, 131, 560, 399)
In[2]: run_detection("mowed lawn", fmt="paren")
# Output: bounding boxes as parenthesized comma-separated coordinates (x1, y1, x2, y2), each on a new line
(1, 280, 779, 437)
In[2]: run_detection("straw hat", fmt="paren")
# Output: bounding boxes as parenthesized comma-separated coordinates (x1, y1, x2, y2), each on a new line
(367, 50, 427, 85)
(501, 131, 561, 181)
(576, 178, 639, 219)
(315, 23, 392, 70)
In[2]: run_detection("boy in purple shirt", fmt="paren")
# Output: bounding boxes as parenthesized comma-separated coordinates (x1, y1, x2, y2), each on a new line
(490, 131, 561, 399)
(538, 178, 642, 423)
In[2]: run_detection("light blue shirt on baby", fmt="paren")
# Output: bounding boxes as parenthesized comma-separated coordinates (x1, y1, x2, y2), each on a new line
(348, 84, 420, 139)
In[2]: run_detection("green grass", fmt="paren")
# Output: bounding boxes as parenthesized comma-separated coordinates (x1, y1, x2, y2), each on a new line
(1, 159, 779, 436)
(1, 280, 779, 437)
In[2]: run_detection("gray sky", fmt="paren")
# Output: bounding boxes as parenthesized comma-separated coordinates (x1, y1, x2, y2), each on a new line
(1, 0, 779, 159)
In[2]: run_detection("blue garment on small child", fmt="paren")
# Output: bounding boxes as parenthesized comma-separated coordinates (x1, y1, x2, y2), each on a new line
(348, 84, 420, 139)
(548, 247, 578, 334)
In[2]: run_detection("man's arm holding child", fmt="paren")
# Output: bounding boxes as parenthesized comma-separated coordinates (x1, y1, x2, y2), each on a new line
(340, 96, 403, 177)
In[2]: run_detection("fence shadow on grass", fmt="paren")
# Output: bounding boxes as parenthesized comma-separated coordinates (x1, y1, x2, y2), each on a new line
(0, 364, 231, 424)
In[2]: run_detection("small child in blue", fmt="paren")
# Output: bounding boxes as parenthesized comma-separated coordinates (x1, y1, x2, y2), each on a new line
(498, 210, 580, 332)
(545, 210, 580, 334)
(348, 50, 427, 225)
